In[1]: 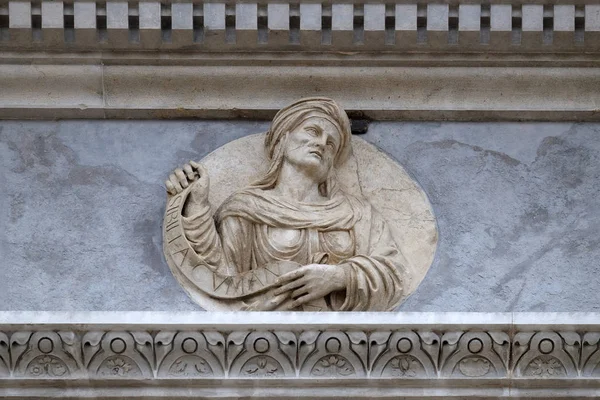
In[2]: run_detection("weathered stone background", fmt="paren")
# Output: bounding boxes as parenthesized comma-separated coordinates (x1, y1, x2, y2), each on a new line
(0, 120, 598, 311)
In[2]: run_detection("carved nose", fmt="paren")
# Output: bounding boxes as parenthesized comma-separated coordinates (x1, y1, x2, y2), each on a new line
(313, 136, 327, 148)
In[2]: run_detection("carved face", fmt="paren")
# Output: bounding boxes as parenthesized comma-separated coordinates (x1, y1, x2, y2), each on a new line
(283, 115, 342, 181)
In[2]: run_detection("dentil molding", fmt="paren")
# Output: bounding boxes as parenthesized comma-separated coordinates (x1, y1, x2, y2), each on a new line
(1, 0, 600, 121)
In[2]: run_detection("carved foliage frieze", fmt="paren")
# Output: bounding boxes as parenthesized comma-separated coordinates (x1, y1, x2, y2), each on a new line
(370, 331, 437, 378)
(299, 331, 367, 377)
(156, 331, 225, 378)
(439, 331, 509, 378)
(0, 328, 599, 379)
(513, 332, 580, 378)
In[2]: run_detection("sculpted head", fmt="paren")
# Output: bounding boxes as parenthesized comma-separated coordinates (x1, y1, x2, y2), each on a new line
(283, 113, 342, 181)
(255, 97, 352, 190)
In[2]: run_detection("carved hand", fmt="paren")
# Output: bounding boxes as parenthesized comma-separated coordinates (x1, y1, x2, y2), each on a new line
(273, 263, 349, 309)
(165, 161, 210, 203)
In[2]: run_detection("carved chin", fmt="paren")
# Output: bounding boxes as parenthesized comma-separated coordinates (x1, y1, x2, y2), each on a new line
(306, 161, 332, 178)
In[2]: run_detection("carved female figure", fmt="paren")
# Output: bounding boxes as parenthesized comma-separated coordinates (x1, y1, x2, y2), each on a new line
(165, 97, 408, 311)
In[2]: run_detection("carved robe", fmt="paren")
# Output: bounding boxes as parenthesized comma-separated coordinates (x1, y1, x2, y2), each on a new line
(182, 187, 407, 311)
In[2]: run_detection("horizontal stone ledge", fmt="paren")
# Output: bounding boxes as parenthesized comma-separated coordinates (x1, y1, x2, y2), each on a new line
(4, 51, 600, 67)
(1, 311, 600, 329)
(0, 64, 599, 121)
(5, 108, 600, 122)
(1, 380, 600, 399)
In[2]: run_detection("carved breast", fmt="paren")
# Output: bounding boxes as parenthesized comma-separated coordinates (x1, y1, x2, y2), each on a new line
(262, 227, 355, 265)
(269, 227, 303, 249)
(320, 230, 355, 262)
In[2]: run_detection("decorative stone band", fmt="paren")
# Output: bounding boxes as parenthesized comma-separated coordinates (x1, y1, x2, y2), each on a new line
(0, 312, 599, 398)
(0, 0, 599, 52)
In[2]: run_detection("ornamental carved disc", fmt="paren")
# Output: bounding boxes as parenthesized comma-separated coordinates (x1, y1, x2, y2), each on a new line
(163, 134, 437, 311)
(163, 98, 437, 311)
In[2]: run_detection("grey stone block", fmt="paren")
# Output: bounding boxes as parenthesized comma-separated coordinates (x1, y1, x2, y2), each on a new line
(41, 1, 63, 46)
(8, 1, 30, 28)
(459, 4, 480, 47)
(267, 3, 289, 46)
(139, 2, 161, 48)
(395, 4, 418, 49)
(364, 4, 385, 48)
(427, 4, 448, 47)
(490, 4, 512, 50)
(299, 3, 321, 48)
(522, 4, 543, 48)
(235, 3, 258, 48)
(171, 3, 193, 47)
(553, 5, 575, 49)
(8, 1, 31, 45)
(203, 3, 226, 48)
(585, 5, 600, 50)
(74, 2, 96, 46)
(332, 4, 353, 48)
(106, 2, 128, 47)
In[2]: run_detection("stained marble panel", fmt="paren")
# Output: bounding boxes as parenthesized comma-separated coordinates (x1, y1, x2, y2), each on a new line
(0, 121, 598, 311)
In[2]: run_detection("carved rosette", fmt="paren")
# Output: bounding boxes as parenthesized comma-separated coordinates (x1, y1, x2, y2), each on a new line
(83, 331, 154, 379)
(228, 332, 296, 378)
(370, 331, 437, 378)
(439, 331, 509, 378)
(12, 332, 80, 378)
(299, 332, 367, 377)
(513, 332, 579, 378)
(155, 331, 225, 378)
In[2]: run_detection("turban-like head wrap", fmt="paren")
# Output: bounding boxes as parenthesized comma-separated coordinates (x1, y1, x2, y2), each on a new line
(253, 97, 352, 195)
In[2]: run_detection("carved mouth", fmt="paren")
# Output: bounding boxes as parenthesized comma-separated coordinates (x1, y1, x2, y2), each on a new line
(309, 150, 323, 159)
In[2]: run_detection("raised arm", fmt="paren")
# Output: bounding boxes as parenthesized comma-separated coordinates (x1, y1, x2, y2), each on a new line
(166, 161, 224, 268)
(166, 161, 254, 273)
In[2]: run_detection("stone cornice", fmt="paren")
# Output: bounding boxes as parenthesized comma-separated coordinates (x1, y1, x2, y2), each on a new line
(1, 63, 599, 121)
(0, 312, 599, 398)
(1, 0, 599, 121)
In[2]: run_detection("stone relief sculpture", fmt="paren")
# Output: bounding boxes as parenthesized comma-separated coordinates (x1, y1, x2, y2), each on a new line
(163, 97, 437, 311)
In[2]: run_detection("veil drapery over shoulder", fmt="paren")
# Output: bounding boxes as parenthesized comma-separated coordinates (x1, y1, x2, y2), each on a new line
(183, 186, 408, 311)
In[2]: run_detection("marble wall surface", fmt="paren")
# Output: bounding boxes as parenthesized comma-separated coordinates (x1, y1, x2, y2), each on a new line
(1, 120, 599, 311)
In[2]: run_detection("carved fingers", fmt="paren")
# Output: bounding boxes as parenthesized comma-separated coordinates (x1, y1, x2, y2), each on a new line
(274, 264, 348, 309)
(175, 168, 188, 188)
(275, 269, 305, 286)
(183, 163, 195, 180)
(165, 161, 208, 196)
(166, 172, 184, 195)
(290, 292, 322, 309)
(262, 293, 290, 311)
(273, 275, 307, 296)
(242, 293, 289, 311)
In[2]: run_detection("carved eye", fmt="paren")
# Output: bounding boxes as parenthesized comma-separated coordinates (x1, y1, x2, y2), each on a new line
(327, 140, 335, 149)
(305, 127, 319, 136)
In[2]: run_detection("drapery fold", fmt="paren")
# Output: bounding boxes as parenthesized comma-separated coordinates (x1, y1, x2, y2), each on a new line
(182, 188, 407, 311)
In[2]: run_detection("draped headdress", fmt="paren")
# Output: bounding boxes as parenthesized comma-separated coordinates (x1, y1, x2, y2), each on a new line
(252, 97, 352, 195)
(216, 97, 362, 229)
